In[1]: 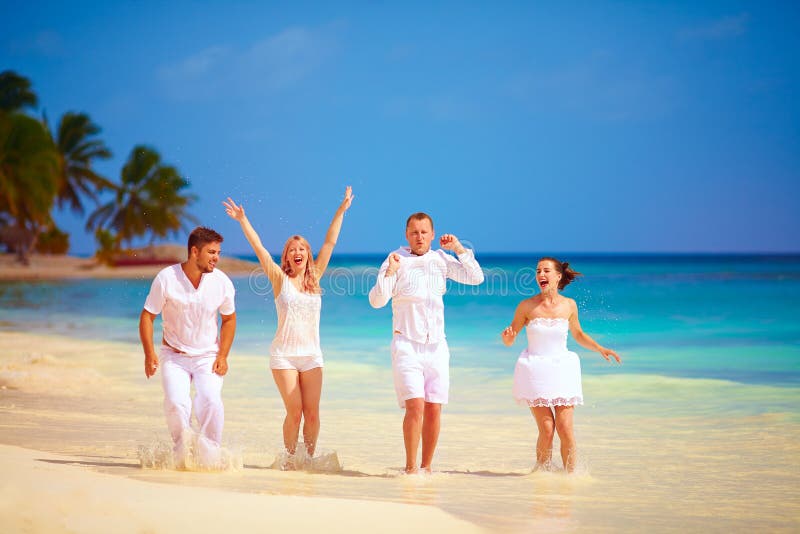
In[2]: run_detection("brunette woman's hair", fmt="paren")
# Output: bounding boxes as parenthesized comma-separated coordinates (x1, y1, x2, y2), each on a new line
(539, 256, 582, 289)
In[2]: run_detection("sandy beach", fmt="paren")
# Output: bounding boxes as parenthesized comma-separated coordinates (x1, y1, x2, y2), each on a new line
(0, 330, 482, 533)
(0, 443, 481, 533)
(1, 255, 799, 532)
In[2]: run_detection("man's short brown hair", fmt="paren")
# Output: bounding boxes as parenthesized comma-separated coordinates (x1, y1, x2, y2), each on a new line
(187, 226, 223, 256)
(405, 212, 434, 230)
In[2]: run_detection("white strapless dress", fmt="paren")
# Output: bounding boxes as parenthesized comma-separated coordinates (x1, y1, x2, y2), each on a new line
(512, 318, 583, 407)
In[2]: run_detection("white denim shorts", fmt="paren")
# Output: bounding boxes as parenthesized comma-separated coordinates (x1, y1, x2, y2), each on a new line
(391, 334, 450, 408)
(270, 354, 324, 372)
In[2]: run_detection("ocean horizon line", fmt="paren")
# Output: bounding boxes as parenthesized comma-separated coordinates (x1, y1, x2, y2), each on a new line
(50, 250, 800, 261)
(231, 251, 800, 261)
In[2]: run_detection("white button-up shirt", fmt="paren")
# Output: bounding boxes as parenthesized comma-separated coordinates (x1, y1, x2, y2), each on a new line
(369, 247, 484, 344)
(144, 264, 236, 356)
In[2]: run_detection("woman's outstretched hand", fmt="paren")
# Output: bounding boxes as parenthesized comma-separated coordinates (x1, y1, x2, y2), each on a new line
(340, 186, 354, 212)
(599, 347, 621, 363)
(223, 197, 245, 221)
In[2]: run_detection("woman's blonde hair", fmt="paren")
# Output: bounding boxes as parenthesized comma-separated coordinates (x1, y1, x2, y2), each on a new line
(281, 235, 320, 293)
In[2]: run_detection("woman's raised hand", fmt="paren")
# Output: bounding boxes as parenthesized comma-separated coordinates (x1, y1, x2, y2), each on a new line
(223, 197, 245, 221)
(340, 186, 354, 211)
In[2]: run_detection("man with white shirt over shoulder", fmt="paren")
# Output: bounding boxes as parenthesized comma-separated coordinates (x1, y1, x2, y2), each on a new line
(139, 226, 236, 469)
(369, 212, 484, 473)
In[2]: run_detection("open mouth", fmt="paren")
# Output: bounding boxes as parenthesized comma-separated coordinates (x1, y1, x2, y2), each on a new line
(293, 255, 304, 266)
(539, 279, 549, 288)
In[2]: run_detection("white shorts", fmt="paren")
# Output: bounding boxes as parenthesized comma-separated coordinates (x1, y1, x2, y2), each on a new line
(270, 355, 324, 372)
(391, 334, 450, 408)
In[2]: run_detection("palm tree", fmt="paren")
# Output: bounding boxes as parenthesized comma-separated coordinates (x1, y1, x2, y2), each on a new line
(86, 145, 197, 250)
(0, 70, 38, 112)
(0, 110, 60, 262)
(49, 112, 113, 214)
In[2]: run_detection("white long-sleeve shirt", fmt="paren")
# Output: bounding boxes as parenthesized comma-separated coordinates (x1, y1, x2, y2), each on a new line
(368, 247, 484, 344)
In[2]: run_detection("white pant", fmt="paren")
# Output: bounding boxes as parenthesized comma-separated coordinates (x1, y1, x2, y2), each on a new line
(160, 348, 224, 450)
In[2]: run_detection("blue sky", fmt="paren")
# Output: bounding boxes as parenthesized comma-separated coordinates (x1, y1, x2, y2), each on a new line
(2, 1, 798, 254)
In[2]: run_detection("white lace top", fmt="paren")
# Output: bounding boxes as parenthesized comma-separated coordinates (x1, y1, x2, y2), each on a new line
(269, 273, 322, 357)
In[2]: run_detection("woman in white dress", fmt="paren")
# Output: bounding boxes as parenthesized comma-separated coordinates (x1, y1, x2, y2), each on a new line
(501, 257, 620, 472)
(224, 187, 353, 463)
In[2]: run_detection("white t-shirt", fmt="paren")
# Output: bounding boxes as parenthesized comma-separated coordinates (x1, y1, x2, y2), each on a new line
(368, 247, 484, 344)
(144, 264, 236, 356)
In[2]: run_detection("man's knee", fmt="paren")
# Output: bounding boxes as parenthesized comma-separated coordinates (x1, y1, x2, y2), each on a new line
(164, 392, 190, 413)
(194, 387, 223, 411)
(404, 398, 425, 421)
(423, 402, 441, 418)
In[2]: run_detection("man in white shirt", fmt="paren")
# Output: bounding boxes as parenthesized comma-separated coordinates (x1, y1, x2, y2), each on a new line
(369, 212, 483, 473)
(139, 227, 236, 468)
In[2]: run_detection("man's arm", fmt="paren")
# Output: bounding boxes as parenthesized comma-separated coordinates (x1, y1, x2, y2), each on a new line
(440, 234, 484, 285)
(139, 309, 159, 378)
(213, 312, 236, 376)
(368, 253, 399, 309)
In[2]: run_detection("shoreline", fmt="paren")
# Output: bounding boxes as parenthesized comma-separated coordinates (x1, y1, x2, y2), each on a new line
(4, 250, 800, 282)
(0, 251, 260, 281)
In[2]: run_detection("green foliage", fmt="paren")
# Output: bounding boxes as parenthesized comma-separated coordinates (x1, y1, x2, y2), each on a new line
(0, 70, 38, 112)
(35, 225, 70, 254)
(0, 71, 196, 262)
(93, 227, 117, 265)
(51, 111, 113, 214)
(0, 111, 60, 229)
(86, 145, 197, 248)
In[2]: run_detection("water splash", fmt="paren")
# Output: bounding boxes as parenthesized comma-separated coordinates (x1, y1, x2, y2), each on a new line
(137, 432, 243, 471)
(270, 444, 342, 472)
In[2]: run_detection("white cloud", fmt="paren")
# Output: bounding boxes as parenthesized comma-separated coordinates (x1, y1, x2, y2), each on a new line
(169, 45, 232, 79)
(244, 27, 326, 89)
(157, 25, 338, 101)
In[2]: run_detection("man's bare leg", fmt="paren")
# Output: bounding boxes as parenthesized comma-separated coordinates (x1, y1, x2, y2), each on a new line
(420, 402, 441, 472)
(403, 398, 425, 473)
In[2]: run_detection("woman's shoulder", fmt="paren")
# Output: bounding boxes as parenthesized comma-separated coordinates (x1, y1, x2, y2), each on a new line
(562, 296, 577, 307)
(561, 296, 579, 315)
(518, 295, 540, 313)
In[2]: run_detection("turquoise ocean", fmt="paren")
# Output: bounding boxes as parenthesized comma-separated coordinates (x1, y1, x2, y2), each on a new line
(2, 253, 799, 531)
(3, 253, 798, 386)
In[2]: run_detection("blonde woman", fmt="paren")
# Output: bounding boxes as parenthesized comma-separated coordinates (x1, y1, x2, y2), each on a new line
(223, 187, 353, 464)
